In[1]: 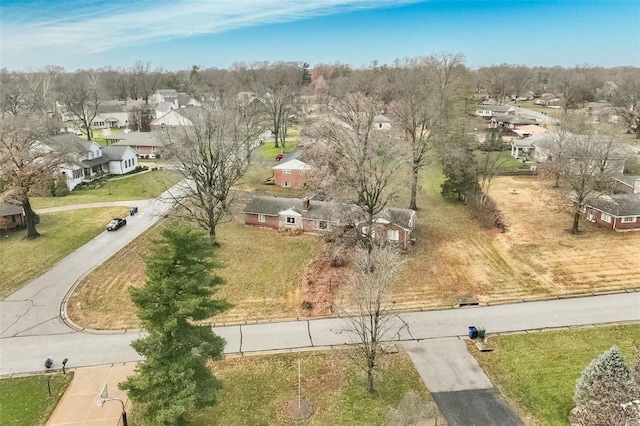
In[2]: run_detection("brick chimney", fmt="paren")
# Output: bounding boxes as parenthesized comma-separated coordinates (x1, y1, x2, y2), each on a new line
(302, 197, 310, 212)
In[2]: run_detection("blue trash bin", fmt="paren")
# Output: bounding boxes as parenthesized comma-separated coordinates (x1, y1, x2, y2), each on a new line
(129, 209, 134, 216)
(468, 326, 478, 339)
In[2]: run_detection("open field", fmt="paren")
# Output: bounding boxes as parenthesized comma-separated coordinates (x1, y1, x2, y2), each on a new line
(67, 220, 323, 329)
(30, 169, 178, 209)
(186, 349, 433, 426)
(471, 325, 640, 426)
(0, 207, 130, 299)
(0, 373, 73, 426)
(392, 173, 640, 309)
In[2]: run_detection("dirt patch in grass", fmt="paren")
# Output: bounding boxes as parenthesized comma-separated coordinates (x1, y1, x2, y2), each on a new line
(185, 349, 432, 426)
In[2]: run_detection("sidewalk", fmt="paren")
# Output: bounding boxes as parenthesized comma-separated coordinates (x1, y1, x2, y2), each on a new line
(46, 363, 135, 426)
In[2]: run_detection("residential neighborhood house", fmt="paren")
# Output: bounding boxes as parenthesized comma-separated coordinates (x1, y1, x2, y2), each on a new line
(0, 202, 25, 232)
(474, 105, 516, 118)
(106, 131, 165, 158)
(582, 193, 640, 232)
(272, 156, 312, 188)
(244, 195, 417, 246)
(149, 109, 194, 130)
(41, 133, 139, 191)
(154, 89, 201, 119)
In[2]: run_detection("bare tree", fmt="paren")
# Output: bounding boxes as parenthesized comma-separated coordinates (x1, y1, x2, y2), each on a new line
(309, 78, 406, 229)
(250, 62, 300, 150)
(162, 100, 263, 240)
(389, 54, 466, 210)
(341, 241, 405, 394)
(611, 69, 640, 139)
(0, 112, 67, 239)
(131, 61, 162, 104)
(508, 65, 533, 100)
(553, 121, 620, 234)
(551, 66, 595, 116)
(479, 64, 512, 105)
(58, 71, 101, 140)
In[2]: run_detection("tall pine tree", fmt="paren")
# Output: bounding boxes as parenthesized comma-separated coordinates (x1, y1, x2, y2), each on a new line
(120, 224, 230, 426)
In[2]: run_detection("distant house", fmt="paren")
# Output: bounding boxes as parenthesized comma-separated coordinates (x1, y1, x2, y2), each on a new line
(490, 116, 539, 130)
(613, 176, 640, 194)
(0, 202, 25, 231)
(373, 114, 392, 130)
(107, 131, 165, 158)
(243, 195, 417, 246)
(474, 105, 516, 118)
(91, 101, 129, 129)
(510, 132, 548, 159)
(149, 109, 194, 130)
(155, 89, 201, 111)
(582, 194, 640, 232)
(40, 133, 139, 191)
(272, 158, 312, 188)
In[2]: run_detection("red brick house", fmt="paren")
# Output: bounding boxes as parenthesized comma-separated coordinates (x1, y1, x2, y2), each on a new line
(0, 202, 25, 231)
(272, 159, 312, 188)
(583, 194, 640, 232)
(107, 132, 165, 159)
(244, 195, 417, 246)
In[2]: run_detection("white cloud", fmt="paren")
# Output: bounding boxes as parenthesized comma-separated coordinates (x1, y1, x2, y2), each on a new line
(1, 0, 418, 63)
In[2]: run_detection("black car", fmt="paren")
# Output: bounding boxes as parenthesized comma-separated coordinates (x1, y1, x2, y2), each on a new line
(106, 218, 127, 231)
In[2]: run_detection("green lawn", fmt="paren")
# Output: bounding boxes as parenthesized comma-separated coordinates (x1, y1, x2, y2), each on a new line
(258, 127, 301, 159)
(473, 325, 640, 426)
(0, 207, 129, 298)
(187, 350, 433, 426)
(31, 169, 179, 209)
(90, 128, 126, 146)
(474, 150, 531, 174)
(0, 373, 73, 426)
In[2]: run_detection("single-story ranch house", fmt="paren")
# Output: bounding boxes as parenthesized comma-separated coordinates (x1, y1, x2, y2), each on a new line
(244, 195, 417, 246)
(582, 194, 640, 232)
(107, 131, 165, 158)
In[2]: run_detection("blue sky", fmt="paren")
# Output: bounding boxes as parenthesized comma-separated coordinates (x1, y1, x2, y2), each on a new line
(1, 0, 638, 71)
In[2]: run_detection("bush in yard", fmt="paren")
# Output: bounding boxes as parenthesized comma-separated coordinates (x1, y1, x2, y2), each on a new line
(570, 346, 640, 426)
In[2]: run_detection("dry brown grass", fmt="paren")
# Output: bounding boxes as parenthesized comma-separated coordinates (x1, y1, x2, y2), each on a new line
(67, 220, 323, 329)
(393, 174, 640, 311)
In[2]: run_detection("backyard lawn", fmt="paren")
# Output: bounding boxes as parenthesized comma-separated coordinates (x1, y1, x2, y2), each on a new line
(0, 373, 73, 426)
(187, 349, 434, 426)
(31, 169, 179, 209)
(0, 207, 130, 299)
(472, 324, 640, 426)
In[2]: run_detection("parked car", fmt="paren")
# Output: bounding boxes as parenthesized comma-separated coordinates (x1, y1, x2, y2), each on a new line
(275, 153, 285, 161)
(106, 218, 127, 231)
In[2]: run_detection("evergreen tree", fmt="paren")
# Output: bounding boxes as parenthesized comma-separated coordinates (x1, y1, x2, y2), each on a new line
(440, 149, 477, 201)
(119, 224, 230, 426)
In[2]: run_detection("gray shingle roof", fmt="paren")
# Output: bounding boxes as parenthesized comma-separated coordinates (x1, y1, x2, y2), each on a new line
(493, 116, 538, 125)
(109, 132, 164, 147)
(0, 202, 23, 217)
(101, 145, 131, 161)
(585, 194, 640, 216)
(42, 133, 94, 151)
(243, 195, 416, 228)
(614, 175, 640, 188)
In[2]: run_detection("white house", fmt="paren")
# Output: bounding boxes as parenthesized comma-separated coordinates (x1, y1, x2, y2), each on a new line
(149, 109, 194, 130)
(373, 114, 392, 130)
(40, 133, 139, 191)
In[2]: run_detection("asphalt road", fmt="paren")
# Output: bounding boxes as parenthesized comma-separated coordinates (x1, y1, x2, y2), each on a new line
(0, 182, 638, 377)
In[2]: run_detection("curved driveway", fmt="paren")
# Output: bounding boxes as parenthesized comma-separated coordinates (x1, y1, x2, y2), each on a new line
(1, 186, 639, 376)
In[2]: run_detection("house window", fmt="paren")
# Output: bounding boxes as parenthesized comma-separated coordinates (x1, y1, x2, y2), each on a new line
(282, 169, 291, 174)
(286, 217, 296, 224)
(282, 181, 290, 187)
(621, 216, 636, 223)
(361, 226, 375, 238)
(258, 214, 265, 223)
(601, 213, 612, 223)
(388, 229, 400, 241)
(314, 220, 327, 230)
